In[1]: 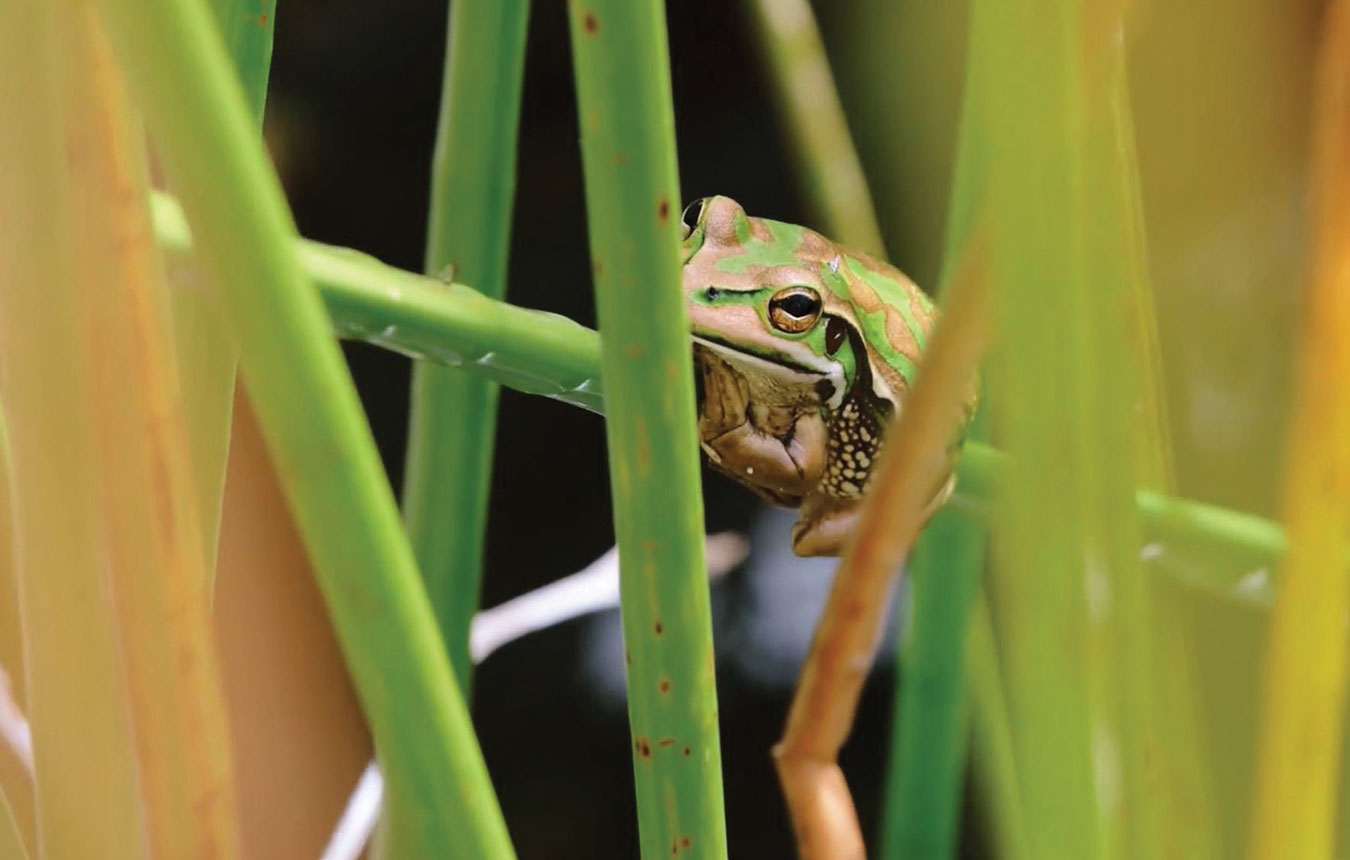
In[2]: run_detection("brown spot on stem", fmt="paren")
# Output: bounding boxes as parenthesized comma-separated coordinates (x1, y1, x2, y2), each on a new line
(625, 650, 632, 667)
(258, 12, 267, 26)
(626, 343, 645, 359)
(658, 198, 670, 221)
(635, 737, 651, 758)
(682, 837, 692, 850)
(583, 12, 599, 34)
(658, 679, 671, 694)
(654, 620, 664, 636)
(658, 737, 675, 747)
(682, 747, 691, 757)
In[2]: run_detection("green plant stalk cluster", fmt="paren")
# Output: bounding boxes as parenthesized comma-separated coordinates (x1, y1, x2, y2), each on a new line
(402, 0, 530, 695)
(566, 1, 728, 857)
(97, 0, 512, 856)
(150, 190, 1289, 605)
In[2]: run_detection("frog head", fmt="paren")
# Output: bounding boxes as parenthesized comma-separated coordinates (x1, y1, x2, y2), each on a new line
(681, 195, 922, 412)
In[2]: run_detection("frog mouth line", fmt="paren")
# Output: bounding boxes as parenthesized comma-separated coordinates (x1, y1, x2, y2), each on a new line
(691, 334, 830, 380)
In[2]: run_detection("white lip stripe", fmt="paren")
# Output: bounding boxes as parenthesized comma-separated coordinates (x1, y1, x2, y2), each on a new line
(691, 335, 847, 410)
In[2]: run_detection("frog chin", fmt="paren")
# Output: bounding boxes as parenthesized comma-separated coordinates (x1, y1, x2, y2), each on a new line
(692, 335, 846, 410)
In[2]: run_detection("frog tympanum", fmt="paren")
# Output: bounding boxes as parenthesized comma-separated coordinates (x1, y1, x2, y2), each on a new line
(681, 196, 972, 557)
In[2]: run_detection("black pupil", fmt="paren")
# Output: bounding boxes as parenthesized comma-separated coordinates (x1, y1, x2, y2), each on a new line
(775, 293, 819, 318)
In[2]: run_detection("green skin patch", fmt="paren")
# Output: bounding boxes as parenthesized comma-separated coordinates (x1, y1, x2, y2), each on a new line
(687, 285, 860, 390)
(685, 213, 926, 392)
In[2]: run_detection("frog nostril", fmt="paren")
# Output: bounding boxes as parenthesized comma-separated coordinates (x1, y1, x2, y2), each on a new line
(705, 286, 721, 301)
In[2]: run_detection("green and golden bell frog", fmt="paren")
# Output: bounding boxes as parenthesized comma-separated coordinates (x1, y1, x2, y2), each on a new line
(680, 196, 972, 557)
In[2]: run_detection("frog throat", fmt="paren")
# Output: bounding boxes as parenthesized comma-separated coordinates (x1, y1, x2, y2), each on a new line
(690, 333, 847, 410)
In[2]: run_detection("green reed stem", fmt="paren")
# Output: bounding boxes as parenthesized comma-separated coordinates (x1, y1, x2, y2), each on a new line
(98, 0, 512, 855)
(403, 0, 529, 693)
(566, 1, 728, 856)
(742, 0, 887, 256)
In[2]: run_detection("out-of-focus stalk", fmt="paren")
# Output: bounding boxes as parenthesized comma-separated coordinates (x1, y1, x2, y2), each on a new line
(0, 417, 33, 860)
(567, 1, 728, 856)
(742, 0, 886, 256)
(93, 0, 514, 854)
(0, 1, 145, 854)
(403, 0, 530, 692)
(168, 0, 276, 578)
(1248, 4, 1350, 858)
(66, 6, 240, 856)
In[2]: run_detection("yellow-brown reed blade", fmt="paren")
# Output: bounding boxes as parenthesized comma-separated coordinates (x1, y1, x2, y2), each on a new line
(1248, 4, 1350, 858)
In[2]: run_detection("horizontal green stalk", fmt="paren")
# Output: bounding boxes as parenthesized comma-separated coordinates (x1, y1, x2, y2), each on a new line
(99, 0, 513, 856)
(567, 0, 728, 857)
(150, 190, 1288, 607)
(402, 0, 530, 697)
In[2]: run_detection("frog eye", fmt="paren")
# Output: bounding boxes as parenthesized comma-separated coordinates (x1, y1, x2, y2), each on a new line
(768, 287, 822, 334)
(680, 198, 709, 240)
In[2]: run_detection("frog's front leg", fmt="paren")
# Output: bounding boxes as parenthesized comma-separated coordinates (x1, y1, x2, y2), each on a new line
(697, 352, 827, 499)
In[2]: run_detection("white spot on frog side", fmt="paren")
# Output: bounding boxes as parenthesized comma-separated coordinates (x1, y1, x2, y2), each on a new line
(827, 256, 841, 273)
(475, 351, 497, 366)
(745, 466, 755, 476)
(856, 454, 870, 468)
(378, 324, 397, 339)
(840, 480, 859, 495)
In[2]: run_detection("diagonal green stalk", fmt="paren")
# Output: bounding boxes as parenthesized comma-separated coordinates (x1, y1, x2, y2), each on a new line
(95, 0, 513, 856)
(742, 0, 887, 256)
(403, 0, 530, 694)
(170, 0, 276, 580)
(566, 1, 728, 857)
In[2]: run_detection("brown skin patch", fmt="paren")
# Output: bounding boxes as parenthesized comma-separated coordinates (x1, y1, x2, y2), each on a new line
(658, 198, 670, 221)
(583, 12, 598, 33)
(658, 679, 671, 694)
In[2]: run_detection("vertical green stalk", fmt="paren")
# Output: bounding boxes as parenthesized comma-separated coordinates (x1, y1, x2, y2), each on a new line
(403, 0, 530, 692)
(879, 21, 991, 852)
(567, 2, 728, 858)
(973, 0, 1180, 857)
(93, 0, 513, 856)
